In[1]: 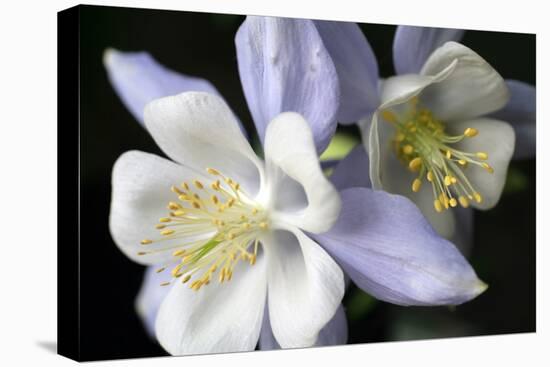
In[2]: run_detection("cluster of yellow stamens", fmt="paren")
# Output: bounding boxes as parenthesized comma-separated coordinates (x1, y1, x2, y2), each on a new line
(381, 97, 494, 213)
(138, 168, 268, 290)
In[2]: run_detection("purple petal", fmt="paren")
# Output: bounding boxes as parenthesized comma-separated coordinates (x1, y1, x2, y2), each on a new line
(312, 188, 487, 306)
(489, 80, 536, 159)
(259, 303, 348, 350)
(329, 145, 371, 191)
(104, 49, 223, 125)
(235, 16, 339, 153)
(313, 20, 380, 123)
(393, 26, 465, 75)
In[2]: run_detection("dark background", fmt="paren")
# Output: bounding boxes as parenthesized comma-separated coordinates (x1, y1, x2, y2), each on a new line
(77, 5, 536, 361)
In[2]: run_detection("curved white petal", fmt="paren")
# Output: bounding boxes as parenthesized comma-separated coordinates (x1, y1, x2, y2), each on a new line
(155, 254, 267, 355)
(448, 118, 515, 209)
(110, 150, 212, 265)
(361, 113, 458, 238)
(420, 42, 510, 122)
(264, 229, 344, 348)
(144, 92, 264, 195)
(263, 112, 341, 234)
(363, 62, 457, 191)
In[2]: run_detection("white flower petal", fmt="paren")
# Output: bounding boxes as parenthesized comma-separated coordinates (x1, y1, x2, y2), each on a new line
(263, 112, 341, 233)
(264, 229, 344, 348)
(420, 42, 510, 121)
(144, 92, 264, 195)
(448, 118, 515, 209)
(364, 66, 457, 190)
(155, 254, 267, 355)
(110, 151, 212, 265)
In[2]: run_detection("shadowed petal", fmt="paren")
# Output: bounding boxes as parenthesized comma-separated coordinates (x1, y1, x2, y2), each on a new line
(235, 16, 339, 152)
(263, 112, 341, 234)
(135, 266, 172, 338)
(264, 229, 344, 348)
(420, 42, 509, 122)
(104, 49, 224, 125)
(489, 80, 536, 159)
(447, 118, 515, 210)
(259, 303, 347, 350)
(312, 188, 487, 306)
(329, 145, 371, 191)
(393, 26, 464, 75)
(314, 20, 380, 123)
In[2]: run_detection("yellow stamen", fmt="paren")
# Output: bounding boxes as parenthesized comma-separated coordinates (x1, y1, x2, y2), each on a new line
(412, 178, 422, 192)
(464, 127, 478, 137)
(476, 152, 488, 160)
(459, 196, 469, 208)
(474, 192, 483, 203)
(381, 110, 398, 123)
(193, 180, 204, 189)
(408, 157, 423, 171)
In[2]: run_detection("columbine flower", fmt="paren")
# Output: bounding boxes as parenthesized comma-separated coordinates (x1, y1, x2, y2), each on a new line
(107, 16, 488, 354)
(110, 91, 345, 354)
(309, 23, 534, 244)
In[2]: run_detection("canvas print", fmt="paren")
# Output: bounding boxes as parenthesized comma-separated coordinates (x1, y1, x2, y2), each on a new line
(58, 4, 535, 361)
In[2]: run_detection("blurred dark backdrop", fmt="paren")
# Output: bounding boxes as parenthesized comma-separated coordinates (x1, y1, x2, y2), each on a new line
(78, 5, 535, 361)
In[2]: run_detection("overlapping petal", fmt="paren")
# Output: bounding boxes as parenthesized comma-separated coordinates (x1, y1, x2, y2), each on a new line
(264, 229, 344, 348)
(259, 304, 347, 350)
(393, 26, 464, 75)
(329, 145, 371, 191)
(313, 188, 487, 306)
(144, 92, 263, 195)
(420, 42, 510, 122)
(313, 20, 380, 123)
(235, 16, 339, 152)
(362, 62, 457, 190)
(103, 49, 222, 125)
(489, 80, 536, 159)
(155, 255, 267, 355)
(263, 112, 341, 233)
(135, 266, 172, 337)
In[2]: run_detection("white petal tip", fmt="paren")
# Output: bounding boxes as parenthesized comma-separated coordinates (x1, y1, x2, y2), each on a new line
(103, 47, 120, 67)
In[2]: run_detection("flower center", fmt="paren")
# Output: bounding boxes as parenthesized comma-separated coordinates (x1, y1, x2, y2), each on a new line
(381, 97, 493, 213)
(138, 168, 268, 291)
